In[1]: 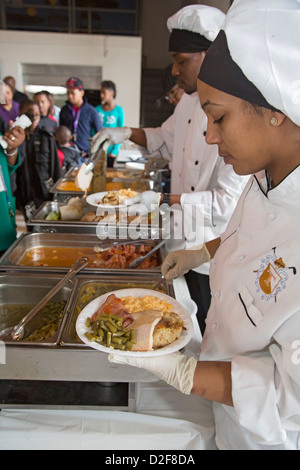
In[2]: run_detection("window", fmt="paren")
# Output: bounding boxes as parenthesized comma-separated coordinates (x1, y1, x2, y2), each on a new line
(1, 0, 140, 36)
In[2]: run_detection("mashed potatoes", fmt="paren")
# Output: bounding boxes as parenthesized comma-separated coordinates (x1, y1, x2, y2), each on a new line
(121, 295, 173, 315)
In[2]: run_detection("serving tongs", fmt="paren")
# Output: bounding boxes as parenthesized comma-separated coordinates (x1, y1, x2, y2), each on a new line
(94, 239, 143, 253)
(128, 238, 167, 269)
(0, 257, 89, 342)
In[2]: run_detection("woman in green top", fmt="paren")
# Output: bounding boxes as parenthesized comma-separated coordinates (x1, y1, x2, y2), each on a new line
(95, 80, 125, 167)
(0, 125, 25, 256)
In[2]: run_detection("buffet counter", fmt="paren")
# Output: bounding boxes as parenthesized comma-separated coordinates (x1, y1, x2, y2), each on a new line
(0, 279, 213, 451)
(0, 166, 213, 450)
(0, 278, 201, 400)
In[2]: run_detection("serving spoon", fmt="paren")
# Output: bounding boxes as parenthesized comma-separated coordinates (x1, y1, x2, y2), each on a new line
(0, 256, 89, 342)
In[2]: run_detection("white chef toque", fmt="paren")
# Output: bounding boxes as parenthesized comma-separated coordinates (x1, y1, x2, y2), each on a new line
(199, 0, 300, 125)
(167, 5, 225, 53)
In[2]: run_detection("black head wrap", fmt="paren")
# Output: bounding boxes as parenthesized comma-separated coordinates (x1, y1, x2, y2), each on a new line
(169, 29, 212, 53)
(198, 30, 279, 111)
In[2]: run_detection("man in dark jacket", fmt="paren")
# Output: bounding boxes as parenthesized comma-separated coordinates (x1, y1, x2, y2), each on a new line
(15, 101, 62, 218)
(59, 77, 102, 156)
(3, 76, 28, 104)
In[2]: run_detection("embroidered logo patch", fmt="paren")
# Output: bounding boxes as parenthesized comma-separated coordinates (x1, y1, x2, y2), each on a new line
(254, 248, 296, 302)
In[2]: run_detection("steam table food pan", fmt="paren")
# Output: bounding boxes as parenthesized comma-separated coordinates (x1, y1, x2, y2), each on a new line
(26, 201, 162, 238)
(0, 232, 165, 274)
(0, 272, 76, 346)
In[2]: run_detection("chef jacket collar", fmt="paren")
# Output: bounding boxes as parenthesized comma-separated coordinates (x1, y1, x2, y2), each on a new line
(254, 164, 300, 208)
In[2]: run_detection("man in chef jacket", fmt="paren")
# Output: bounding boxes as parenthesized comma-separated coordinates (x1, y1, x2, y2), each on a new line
(91, 5, 249, 334)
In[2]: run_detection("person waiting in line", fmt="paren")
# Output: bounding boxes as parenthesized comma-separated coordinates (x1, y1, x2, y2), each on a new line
(48, 92, 61, 125)
(0, 82, 19, 125)
(55, 125, 81, 171)
(33, 90, 58, 134)
(15, 100, 61, 219)
(0, 124, 25, 257)
(110, 0, 300, 450)
(90, 5, 249, 335)
(95, 80, 125, 167)
(3, 76, 28, 104)
(60, 77, 102, 158)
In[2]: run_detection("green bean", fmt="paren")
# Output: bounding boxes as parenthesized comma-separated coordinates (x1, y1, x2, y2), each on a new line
(97, 328, 104, 337)
(100, 321, 109, 332)
(106, 331, 112, 347)
(95, 315, 113, 322)
(130, 329, 137, 344)
(111, 336, 126, 344)
(85, 315, 136, 351)
(84, 332, 97, 342)
(112, 330, 128, 337)
(111, 342, 126, 350)
(106, 321, 118, 333)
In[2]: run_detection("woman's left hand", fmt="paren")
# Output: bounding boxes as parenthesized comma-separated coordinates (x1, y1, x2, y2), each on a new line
(3, 126, 26, 153)
(108, 351, 197, 395)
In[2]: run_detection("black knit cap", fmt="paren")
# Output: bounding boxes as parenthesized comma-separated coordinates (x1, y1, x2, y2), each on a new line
(169, 29, 212, 53)
(198, 30, 279, 111)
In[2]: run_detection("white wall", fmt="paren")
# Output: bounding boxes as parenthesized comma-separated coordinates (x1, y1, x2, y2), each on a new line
(0, 30, 142, 127)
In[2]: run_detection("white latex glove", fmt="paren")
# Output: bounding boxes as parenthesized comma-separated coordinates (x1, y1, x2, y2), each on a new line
(145, 155, 168, 174)
(90, 127, 132, 154)
(125, 190, 161, 212)
(161, 245, 211, 281)
(108, 352, 197, 395)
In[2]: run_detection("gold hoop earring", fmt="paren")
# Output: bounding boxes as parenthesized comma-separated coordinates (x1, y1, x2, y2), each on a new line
(270, 117, 278, 126)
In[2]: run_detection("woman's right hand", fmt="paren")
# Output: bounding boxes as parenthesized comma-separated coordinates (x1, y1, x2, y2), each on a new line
(3, 125, 26, 151)
(161, 245, 211, 280)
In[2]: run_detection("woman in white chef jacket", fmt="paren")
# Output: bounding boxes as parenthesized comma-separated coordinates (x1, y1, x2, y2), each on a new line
(110, 0, 300, 450)
(91, 5, 249, 335)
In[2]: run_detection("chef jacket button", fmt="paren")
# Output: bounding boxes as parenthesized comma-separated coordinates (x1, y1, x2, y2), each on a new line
(212, 322, 218, 331)
(213, 291, 220, 299)
(195, 160, 199, 166)
(191, 186, 195, 191)
(269, 212, 276, 220)
(203, 131, 207, 136)
(239, 255, 245, 262)
(211, 258, 216, 265)
(188, 119, 191, 124)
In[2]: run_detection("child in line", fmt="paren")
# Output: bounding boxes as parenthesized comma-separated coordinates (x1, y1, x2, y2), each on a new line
(55, 125, 82, 171)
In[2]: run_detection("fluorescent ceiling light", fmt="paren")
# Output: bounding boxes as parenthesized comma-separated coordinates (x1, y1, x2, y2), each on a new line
(25, 85, 67, 95)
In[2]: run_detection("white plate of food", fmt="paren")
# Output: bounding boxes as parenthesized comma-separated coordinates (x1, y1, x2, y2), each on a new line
(86, 189, 139, 209)
(125, 162, 145, 171)
(75, 288, 194, 357)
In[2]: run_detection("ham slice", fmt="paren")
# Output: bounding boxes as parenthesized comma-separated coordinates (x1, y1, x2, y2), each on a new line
(91, 294, 133, 327)
(127, 309, 164, 351)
